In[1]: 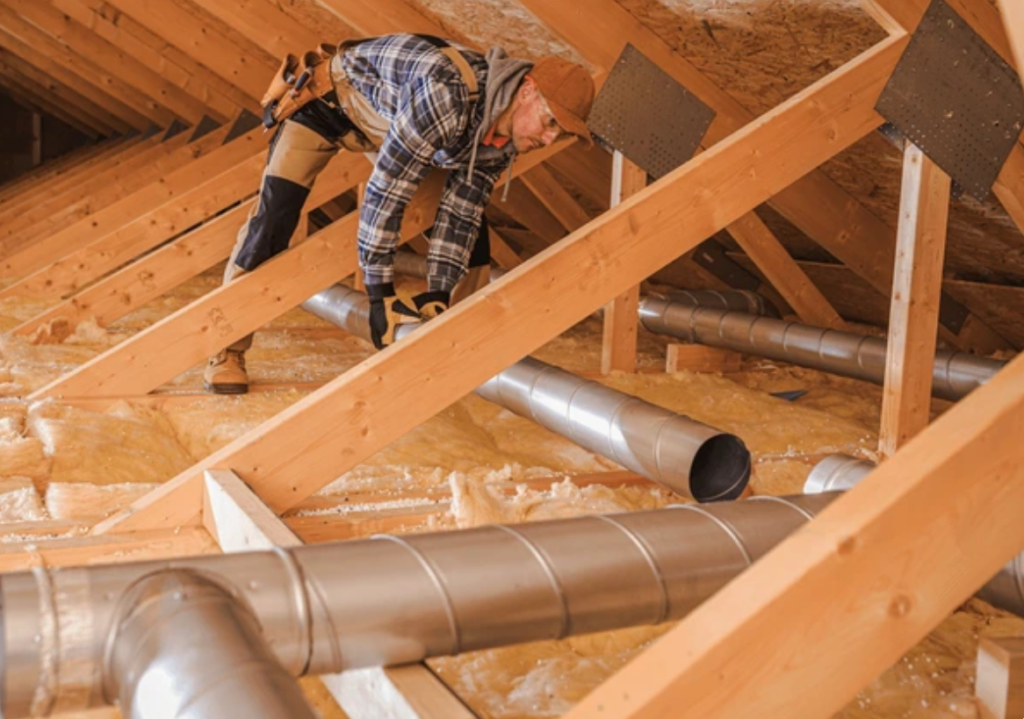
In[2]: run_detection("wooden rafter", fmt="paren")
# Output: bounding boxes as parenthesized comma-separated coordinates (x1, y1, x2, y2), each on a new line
(996, 0, 1024, 70)
(13, 150, 369, 336)
(0, 69, 103, 137)
(0, 23, 142, 131)
(0, 124, 254, 281)
(89, 32, 909, 533)
(519, 0, 1010, 353)
(100, 0, 273, 101)
(0, 0, 178, 126)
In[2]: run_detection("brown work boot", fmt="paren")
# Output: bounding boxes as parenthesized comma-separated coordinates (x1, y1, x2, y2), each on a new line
(203, 349, 249, 395)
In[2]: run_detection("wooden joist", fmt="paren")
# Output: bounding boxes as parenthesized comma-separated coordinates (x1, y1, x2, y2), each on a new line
(89, 33, 908, 532)
(0, 67, 104, 138)
(188, 0, 324, 58)
(0, 136, 124, 205)
(0, 15, 150, 130)
(2, 150, 266, 303)
(4, 0, 212, 124)
(0, 129, 193, 245)
(520, 164, 593, 231)
(31, 143, 558, 405)
(203, 469, 473, 719)
(13, 151, 371, 336)
(879, 145, 950, 457)
(49, 0, 242, 122)
(0, 130, 156, 231)
(101, 0, 274, 101)
(0, 124, 261, 283)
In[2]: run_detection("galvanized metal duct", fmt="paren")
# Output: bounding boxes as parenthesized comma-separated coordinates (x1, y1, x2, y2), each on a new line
(662, 288, 780, 317)
(0, 494, 832, 718)
(105, 570, 318, 719)
(5, 490, 1021, 719)
(804, 454, 1024, 617)
(638, 296, 1005, 402)
(302, 284, 750, 502)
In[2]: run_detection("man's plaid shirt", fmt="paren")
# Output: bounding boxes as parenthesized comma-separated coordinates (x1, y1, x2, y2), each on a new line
(340, 34, 516, 292)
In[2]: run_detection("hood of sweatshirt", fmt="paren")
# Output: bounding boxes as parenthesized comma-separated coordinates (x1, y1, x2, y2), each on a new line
(466, 46, 532, 188)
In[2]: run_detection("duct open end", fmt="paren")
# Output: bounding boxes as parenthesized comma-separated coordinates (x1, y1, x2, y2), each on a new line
(688, 434, 750, 502)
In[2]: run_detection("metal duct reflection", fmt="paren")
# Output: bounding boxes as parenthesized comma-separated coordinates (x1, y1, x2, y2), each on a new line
(302, 284, 750, 502)
(0, 494, 831, 718)
(804, 454, 1024, 617)
(639, 296, 1005, 401)
(105, 571, 318, 719)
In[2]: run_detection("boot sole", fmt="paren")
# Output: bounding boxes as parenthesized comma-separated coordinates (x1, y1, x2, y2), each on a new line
(203, 381, 249, 395)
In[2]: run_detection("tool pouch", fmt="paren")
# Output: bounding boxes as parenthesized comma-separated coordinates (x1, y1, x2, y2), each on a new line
(261, 44, 338, 130)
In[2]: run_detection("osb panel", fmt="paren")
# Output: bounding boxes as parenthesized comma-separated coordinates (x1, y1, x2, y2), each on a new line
(405, 0, 589, 64)
(616, 0, 885, 116)
(819, 133, 1024, 284)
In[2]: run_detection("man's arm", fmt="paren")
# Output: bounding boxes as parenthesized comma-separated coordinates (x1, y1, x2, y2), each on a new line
(425, 164, 501, 293)
(358, 75, 469, 288)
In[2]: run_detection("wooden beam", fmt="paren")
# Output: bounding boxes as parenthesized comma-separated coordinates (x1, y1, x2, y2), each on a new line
(601, 151, 644, 374)
(0, 129, 193, 247)
(0, 125, 263, 282)
(521, 0, 1011, 353)
(879, 145, 950, 457)
(0, 527, 214, 573)
(561, 340, 1024, 719)
(520, 164, 592, 231)
(0, 131, 161, 234)
(49, 0, 244, 122)
(88, 34, 908, 533)
(0, 50, 117, 134)
(6, 0, 212, 124)
(13, 151, 370, 336)
(977, 637, 1024, 719)
(864, 0, 1024, 238)
(203, 469, 473, 719)
(488, 227, 523, 270)
(726, 211, 847, 329)
(0, 68, 104, 137)
(2, 151, 266, 302)
(188, 0, 323, 58)
(33, 144, 560, 405)
(314, 0, 440, 38)
(0, 17, 148, 130)
(665, 345, 742, 374)
(0, 0, 177, 127)
(996, 0, 1024, 71)
(0, 136, 126, 206)
(101, 0, 273, 101)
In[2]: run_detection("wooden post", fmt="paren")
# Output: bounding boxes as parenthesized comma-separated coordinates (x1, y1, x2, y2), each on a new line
(878, 144, 950, 458)
(996, 0, 1024, 73)
(203, 470, 474, 719)
(601, 151, 645, 374)
(976, 637, 1024, 719)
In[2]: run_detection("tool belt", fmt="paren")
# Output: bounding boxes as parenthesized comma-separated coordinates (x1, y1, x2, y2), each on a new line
(260, 35, 481, 152)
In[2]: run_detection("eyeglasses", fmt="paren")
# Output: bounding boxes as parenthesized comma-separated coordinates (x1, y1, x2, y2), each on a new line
(536, 93, 567, 141)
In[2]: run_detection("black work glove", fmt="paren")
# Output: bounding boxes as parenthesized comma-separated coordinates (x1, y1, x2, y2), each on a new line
(367, 283, 418, 350)
(411, 290, 450, 320)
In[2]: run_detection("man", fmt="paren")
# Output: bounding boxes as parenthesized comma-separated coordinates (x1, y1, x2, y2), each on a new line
(204, 33, 595, 394)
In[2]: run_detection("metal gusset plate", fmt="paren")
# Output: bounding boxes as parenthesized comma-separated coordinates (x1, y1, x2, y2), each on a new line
(875, 0, 1024, 201)
(587, 43, 716, 180)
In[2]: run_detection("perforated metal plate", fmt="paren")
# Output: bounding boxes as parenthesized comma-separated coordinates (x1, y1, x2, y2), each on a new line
(587, 44, 715, 180)
(875, 0, 1024, 201)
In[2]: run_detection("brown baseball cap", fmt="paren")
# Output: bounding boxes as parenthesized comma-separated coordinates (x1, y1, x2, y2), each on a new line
(527, 57, 595, 146)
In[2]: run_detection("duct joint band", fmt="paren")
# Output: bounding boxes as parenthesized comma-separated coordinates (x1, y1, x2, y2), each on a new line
(593, 515, 671, 625)
(747, 495, 817, 522)
(492, 525, 572, 639)
(372, 535, 462, 655)
(272, 547, 313, 676)
(669, 504, 754, 565)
